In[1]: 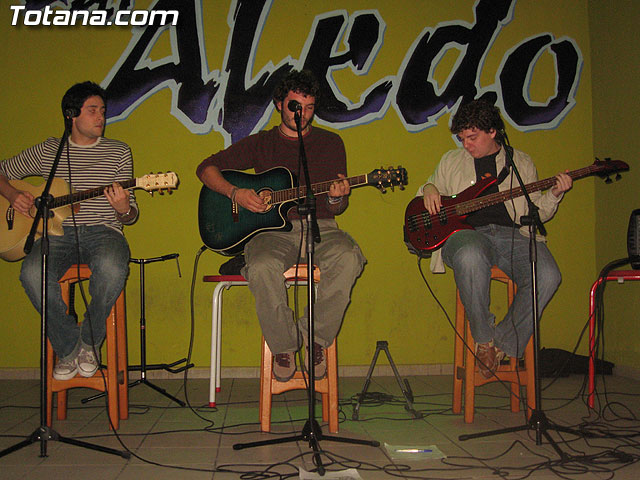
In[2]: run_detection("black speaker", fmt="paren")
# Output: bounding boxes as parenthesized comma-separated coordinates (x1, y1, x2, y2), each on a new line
(627, 209, 640, 269)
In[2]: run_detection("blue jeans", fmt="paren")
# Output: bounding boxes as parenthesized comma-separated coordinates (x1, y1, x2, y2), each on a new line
(20, 225, 130, 361)
(442, 225, 561, 358)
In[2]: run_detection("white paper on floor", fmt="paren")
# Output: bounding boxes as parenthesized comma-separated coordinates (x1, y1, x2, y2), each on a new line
(384, 442, 446, 460)
(299, 467, 363, 479)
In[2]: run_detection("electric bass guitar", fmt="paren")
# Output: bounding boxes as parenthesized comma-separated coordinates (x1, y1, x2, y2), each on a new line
(404, 158, 628, 253)
(0, 172, 179, 262)
(199, 166, 408, 256)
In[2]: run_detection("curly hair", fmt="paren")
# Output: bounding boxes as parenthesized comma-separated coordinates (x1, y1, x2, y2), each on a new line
(61, 81, 106, 120)
(450, 99, 504, 135)
(272, 70, 320, 105)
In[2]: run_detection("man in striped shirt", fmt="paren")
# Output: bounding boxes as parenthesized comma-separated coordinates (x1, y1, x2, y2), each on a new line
(0, 81, 138, 380)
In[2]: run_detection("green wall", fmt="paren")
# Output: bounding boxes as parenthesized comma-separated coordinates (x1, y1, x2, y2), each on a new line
(1, 1, 622, 371)
(590, 0, 640, 370)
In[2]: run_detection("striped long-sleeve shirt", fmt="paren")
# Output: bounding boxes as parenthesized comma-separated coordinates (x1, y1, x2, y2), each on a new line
(0, 136, 138, 232)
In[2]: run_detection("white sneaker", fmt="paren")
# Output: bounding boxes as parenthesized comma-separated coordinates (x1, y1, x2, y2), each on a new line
(53, 357, 78, 381)
(77, 346, 99, 378)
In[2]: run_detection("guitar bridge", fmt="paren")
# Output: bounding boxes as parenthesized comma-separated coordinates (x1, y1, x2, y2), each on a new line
(6, 206, 14, 231)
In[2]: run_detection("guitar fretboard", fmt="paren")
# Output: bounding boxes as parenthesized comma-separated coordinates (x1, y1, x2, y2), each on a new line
(269, 175, 369, 205)
(454, 164, 600, 215)
(52, 179, 137, 209)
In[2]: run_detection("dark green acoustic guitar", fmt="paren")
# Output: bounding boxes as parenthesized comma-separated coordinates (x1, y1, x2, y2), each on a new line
(198, 166, 408, 256)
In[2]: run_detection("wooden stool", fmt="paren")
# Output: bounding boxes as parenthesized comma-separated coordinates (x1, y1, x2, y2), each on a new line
(258, 264, 339, 434)
(452, 266, 536, 423)
(260, 338, 339, 433)
(46, 265, 129, 429)
(203, 264, 322, 407)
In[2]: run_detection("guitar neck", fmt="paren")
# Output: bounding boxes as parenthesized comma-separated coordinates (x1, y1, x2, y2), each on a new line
(456, 164, 603, 215)
(270, 174, 369, 205)
(51, 179, 137, 209)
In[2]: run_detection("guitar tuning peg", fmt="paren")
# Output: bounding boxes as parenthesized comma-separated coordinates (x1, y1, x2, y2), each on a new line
(378, 184, 387, 194)
(616, 173, 622, 181)
(605, 176, 612, 184)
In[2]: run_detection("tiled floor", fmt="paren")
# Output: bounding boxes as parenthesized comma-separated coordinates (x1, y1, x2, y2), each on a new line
(1, 372, 639, 479)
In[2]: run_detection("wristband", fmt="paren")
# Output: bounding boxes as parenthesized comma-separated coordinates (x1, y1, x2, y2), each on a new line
(327, 195, 343, 205)
(230, 186, 239, 203)
(118, 207, 132, 217)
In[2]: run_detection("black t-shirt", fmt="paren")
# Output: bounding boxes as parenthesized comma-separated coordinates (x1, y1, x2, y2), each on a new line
(466, 152, 515, 228)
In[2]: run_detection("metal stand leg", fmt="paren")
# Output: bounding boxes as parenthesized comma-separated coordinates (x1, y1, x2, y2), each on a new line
(352, 341, 422, 420)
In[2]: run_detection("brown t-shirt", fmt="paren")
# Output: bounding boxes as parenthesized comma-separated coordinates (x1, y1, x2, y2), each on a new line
(197, 126, 347, 220)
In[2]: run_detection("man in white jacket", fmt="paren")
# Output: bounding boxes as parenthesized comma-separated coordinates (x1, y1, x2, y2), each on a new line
(417, 99, 572, 378)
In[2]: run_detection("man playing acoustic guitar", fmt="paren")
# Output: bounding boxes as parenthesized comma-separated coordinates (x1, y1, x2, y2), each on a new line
(417, 99, 572, 378)
(197, 70, 366, 382)
(0, 81, 138, 380)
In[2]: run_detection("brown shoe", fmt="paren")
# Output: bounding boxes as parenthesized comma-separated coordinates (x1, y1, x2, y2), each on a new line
(273, 352, 296, 382)
(476, 342, 501, 379)
(304, 341, 327, 379)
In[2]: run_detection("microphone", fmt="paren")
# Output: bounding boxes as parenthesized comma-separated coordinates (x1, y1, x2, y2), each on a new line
(64, 107, 80, 119)
(287, 100, 302, 112)
(495, 127, 511, 146)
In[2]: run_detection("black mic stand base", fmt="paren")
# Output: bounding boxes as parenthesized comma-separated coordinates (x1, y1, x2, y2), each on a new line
(0, 425, 131, 459)
(459, 408, 592, 461)
(233, 418, 379, 476)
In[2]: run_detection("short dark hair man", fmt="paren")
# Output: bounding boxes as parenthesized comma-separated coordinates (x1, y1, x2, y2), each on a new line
(0, 81, 138, 380)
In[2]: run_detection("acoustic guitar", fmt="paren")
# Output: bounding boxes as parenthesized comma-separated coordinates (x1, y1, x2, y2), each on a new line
(0, 172, 179, 261)
(199, 166, 408, 256)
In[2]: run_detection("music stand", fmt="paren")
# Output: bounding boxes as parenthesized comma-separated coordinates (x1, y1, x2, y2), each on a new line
(0, 127, 129, 460)
(233, 105, 379, 475)
(82, 254, 193, 407)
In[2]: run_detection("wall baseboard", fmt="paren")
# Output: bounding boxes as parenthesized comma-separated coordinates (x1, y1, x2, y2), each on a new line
(0, 364, 454, 380)
(7, 363, 638, 380)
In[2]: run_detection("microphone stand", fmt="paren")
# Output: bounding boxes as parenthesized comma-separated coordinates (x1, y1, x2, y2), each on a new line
(458, 131, 586, 460)
(0, 123, 129, 460)
(233, 109, 379, 475)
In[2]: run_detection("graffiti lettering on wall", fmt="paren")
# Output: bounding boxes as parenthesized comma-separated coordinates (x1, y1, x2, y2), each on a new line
(25, 0, 583, 145)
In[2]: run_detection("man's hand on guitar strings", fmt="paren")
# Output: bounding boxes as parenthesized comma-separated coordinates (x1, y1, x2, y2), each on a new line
(234, 188, 268, 213)
(328, 173, 350, 200)
(551, 171, 573, 197)
(104, 182, 130, 214)
(10, 189, 35, 217)
(422, 184, 442, 215)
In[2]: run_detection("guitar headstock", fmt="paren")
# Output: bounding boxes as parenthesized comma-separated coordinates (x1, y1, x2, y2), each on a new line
(593, 157, 629, 184)
(367, 166, 408, 193)
(137, 172, 179, 194)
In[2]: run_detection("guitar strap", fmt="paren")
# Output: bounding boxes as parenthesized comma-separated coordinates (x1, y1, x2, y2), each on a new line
(496, 145, 513, 184)
(496, 164, 510, 184)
